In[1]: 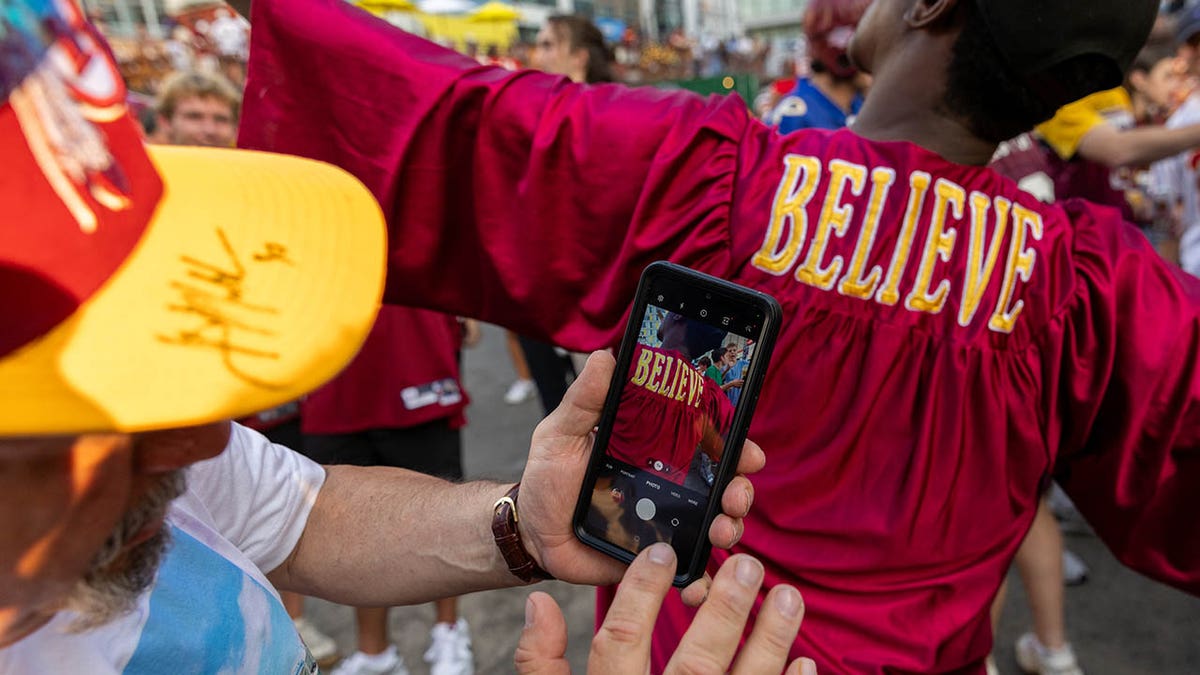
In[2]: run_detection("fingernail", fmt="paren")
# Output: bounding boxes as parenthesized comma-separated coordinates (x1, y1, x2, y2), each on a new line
(800, 657, 819, 675)
(648, 543, 674, 566)
(736, 557, 762, 587)
(777, 586, 801, 619)
(524, 595, 536, 628)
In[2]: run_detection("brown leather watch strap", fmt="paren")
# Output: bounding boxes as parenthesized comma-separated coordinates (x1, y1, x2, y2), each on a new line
(492, 483, 554, 583)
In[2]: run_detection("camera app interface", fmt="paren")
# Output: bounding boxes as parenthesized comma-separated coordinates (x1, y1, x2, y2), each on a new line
(583, 287, 763, 559)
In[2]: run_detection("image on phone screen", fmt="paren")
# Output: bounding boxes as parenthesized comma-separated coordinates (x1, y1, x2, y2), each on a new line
(581, 296, 764, 559)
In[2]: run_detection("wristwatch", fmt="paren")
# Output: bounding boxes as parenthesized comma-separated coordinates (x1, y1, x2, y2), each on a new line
(491, 483, 554, 583)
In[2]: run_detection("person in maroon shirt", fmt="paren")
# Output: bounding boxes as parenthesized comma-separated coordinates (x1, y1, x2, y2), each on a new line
(608, 312, 735, 486)
(300, 305, 474, 675)
(238, 0, 1200, 672)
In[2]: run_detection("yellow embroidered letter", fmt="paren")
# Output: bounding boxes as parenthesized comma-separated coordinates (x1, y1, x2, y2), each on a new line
(839, 167, 896, 299)
(797, 160, 868, 290)
(906, 178, 963, 314)
(753, 155, 822, 276)
(877, 171, 932, 306)
(631, 349, 653, 386)
(989, 204, 1043, 333)
(659, 355, 675, 396)
(649, 352, 666, 393)
(958, 193, 1010, 327)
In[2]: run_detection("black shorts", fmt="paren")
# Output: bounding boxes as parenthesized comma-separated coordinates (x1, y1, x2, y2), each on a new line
(303, 418, 463, 481)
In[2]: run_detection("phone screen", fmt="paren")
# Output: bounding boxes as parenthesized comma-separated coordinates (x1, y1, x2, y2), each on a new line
(580, 282, 767, 559)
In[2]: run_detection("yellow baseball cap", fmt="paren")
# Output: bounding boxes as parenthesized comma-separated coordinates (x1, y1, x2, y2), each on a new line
(0, 0, 386, 435)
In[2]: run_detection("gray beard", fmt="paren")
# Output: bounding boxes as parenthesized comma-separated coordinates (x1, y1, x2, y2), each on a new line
(65, 471, 187, 632)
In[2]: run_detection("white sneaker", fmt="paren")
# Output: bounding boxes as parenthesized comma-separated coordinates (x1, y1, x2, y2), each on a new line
(293, 617, 338, 666)
(1047, 485, 1090, 534)
(331, 646, 410, 675)
(503, 379, 536, 405)
(1015, 632, 1084, 675)
(1062, 549, 1089, 586)
(424, 619, 474, 675)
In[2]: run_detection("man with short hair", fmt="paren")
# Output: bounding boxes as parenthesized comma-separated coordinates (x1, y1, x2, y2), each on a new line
(0, 2, 809, 673)
(239, 0, 1200, 672)
(768, 0, 871, 133)
(154, 70, 240, 147)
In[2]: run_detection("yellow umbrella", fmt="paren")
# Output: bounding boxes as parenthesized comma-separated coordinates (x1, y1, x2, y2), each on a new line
(356, 0, 417, 13)
(468, 1, 519, 22)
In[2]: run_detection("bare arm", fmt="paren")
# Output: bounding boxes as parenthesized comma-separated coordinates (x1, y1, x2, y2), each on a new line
(1077, 122, 1200, 168)
(267, 353, 765, 606)
(267, 467, 521, 605)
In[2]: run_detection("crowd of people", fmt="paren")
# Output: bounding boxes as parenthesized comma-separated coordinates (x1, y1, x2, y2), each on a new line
(4, 0, 1200, 675)
(99, 5, 249, 93)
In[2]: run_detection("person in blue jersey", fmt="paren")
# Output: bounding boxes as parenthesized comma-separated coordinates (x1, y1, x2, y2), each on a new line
(768, 0, 871, 134)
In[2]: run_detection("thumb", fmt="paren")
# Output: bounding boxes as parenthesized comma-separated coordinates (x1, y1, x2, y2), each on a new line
(514, 592, 571, 675)
(540, 351, 615, 440)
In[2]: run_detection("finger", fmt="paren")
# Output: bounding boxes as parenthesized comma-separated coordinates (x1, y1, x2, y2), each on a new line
(735, 439, 766, 475)
(539, 351, 615, 440)
(708, 513, 744, 549)
(514, 592, 571, 675)
(665, 554, 764, 674)
(784, 658, 818, 675)
(590, 543, 676, 670)
(730, 584, 804, 675)
(679, 572, 711, 607)
(720, 475, 755, 519)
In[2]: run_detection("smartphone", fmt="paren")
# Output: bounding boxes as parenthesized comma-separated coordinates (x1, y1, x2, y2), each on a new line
(573, 261, 782, 587)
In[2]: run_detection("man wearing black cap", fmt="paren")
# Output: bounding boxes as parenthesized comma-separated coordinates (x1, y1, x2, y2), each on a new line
(239, 0, 1200, 672)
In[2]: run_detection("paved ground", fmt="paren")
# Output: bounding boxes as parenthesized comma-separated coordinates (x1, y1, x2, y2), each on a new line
(306, 324, 1200, 674)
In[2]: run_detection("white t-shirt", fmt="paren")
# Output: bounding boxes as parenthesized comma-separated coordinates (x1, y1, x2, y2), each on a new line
(0, 423, 326, 674)
(1151, 94, 1200, 276)
(208, 14, 249, 59)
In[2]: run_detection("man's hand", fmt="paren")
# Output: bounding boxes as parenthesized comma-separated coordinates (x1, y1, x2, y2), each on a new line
(514, 544, 816, 674)
(516, 351, 766, 604)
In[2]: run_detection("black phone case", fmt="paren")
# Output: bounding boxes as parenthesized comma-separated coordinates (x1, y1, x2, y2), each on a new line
(572, 261, 782, 587)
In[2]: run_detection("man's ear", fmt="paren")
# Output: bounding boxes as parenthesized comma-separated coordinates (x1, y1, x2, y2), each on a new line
(906, 0, 962, 29)
(571, 48, 589, 81)
(1128, 70, 1148, 92)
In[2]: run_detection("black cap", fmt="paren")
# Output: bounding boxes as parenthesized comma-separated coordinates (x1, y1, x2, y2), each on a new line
(974, 0, 1159, 109)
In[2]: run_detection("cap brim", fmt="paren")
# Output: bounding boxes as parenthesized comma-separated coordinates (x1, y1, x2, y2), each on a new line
(0, 145, 386, 435)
